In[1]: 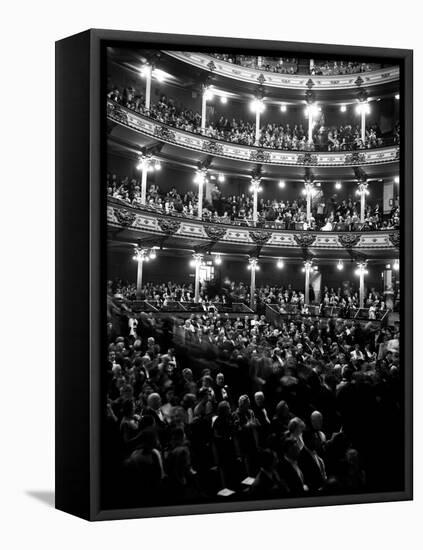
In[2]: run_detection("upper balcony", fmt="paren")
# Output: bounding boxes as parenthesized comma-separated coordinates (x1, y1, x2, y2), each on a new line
(107, 100, 399, 169)
(164, 51, 400, 91)
(107, 197, 400, 261)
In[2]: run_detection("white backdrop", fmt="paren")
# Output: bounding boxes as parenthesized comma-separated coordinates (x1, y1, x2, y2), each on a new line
(0, 1, 421, 547)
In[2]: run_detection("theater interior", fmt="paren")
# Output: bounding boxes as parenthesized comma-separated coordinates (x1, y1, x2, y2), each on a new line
(103, 47, 403, 509)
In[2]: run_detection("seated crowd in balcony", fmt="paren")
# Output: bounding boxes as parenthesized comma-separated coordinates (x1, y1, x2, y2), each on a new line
(109, 279, 395, 317)
(104, 280, 400, 505)
(108, 87, 396, 151)
(210, 54, 382, 76)
(107, 173, 400, 232)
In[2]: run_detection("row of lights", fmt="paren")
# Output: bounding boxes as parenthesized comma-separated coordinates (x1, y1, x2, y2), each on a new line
(204, 86, 399, 114)
(137, 251, 399, 274)
(136, 156, 162, 172)
(139, 162, 398, 192)
(132, 247, 157, 262)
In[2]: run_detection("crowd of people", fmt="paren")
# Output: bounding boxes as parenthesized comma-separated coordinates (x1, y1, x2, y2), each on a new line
(103, 280, 402, 508)
(107, 173, 400, 232)
(108, 87, 394, 151)
(210, 54, 383, 76)
(109, 278, 395, 319)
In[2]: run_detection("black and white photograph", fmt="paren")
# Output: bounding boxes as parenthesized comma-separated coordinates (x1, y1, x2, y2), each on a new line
(103, 43, 406, 512)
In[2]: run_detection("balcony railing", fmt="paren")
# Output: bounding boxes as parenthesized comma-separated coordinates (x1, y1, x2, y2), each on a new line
(164, 51, 400, 90)
(107, 101, 399, 168)
(107, 198, 400, 252)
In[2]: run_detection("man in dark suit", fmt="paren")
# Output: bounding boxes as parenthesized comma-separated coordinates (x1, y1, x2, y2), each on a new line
(278, 436, 308, 496)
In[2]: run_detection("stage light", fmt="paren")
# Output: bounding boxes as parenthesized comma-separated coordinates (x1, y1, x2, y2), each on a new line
(356, 103, 370, 115)
(313, 266, 318, 271)
(214, 254, 222, 265)
(337, 260, 344, 271)
(220, 96, 228, 104)
(218, 174, 225, 183)
(280, 104, 287, 112)
(189, 260, 195, 267)
(149, 249, 157, 260)
(204, 87, 214, 101)
(305, 104, 321, 117)
(395, 93, 400, 100)
(279, 180, 286, 189)
(394, 176, 400, 184)
(276, 259, 284, 269)
(393, 259, 400, 271)
(153, 69, 166, 83)
(335, 182, 342, 190)
(140, 64, 151, 77)
(154, 161, 161, 171)
(340, 104, 347, 113)
(250, 98, 265, 113)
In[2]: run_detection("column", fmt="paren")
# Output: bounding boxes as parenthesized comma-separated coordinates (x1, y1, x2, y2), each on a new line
(304, 182, 314, 221)
(193, 253, 203, 303)
(196, 169, 207, 219)
(357, 182, 368, 223)
(201, 86, 212, 134)
(255, 107, 261, 145)
(357, 262, 367, 308)
(248, 258, 258, 311)
(251, 178, 261, 224)
(361, 108, 366, 143)
(307, 106, 313, 143)
(304, 260, 312, 305)
(134, 249, 145, 299)
(144, 65, 152, 112)
(141, 162, 148, 205)
(383, 265, 395, 311)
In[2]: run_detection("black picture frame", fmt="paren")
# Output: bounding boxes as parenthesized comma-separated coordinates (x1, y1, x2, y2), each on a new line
(55, 29, 413, 521)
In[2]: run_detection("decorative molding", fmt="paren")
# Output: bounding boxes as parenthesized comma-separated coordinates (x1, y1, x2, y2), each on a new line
(113, 208, 135, 226)
(204, 225, 227, 241)
(108, 201, 400, 253)
(107, 101, 400, 168)
(157, 218, 181, 235)
(389, 232, 400, 248)
(339, 233, 361, 247)
(202, 140, 224, 154)
(163, 51, 400, 90)
(344, 152, 367, 165)
(293, 233, 316, 247)
(249, 230, 272, 245)
(297, 152, 318, 166)
(154, 124, 176, 142)
(249, 149, 271, 162)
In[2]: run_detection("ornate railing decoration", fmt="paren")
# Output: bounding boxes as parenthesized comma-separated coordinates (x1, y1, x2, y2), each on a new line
(293, 233, 317, 247)
(113, 208, 136, 226)
(344, 152, 367, 165)
(249, 231, 273, 245)
(157, 218, 181, 235)
(107, 101, 400, 168)
(204, 225, 227, 241)
(389, 232, 400, 248)
(296, 152, 318, 166)
(108, 201, 399, 253)
(163, 51, 400, 90)
(154, 124, 176, 142)
(339, 233, 362, 247)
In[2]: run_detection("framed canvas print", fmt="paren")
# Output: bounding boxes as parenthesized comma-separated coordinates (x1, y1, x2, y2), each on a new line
(55, 29, 413, 521)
